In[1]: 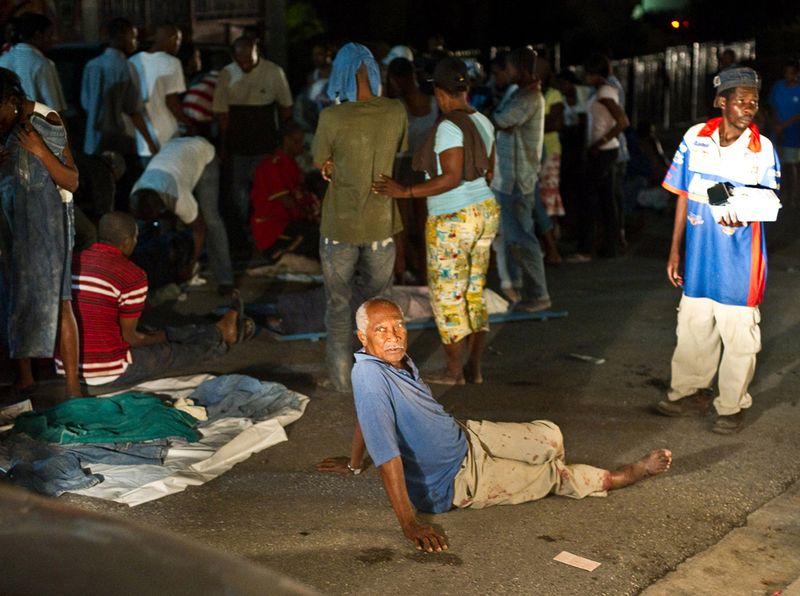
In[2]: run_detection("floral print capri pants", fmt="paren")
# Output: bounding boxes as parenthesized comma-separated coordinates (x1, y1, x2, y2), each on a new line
(426, 197, 499, 344)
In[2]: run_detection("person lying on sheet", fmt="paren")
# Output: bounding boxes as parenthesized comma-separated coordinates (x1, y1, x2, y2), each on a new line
(317, 298, 672, 552)
(58, 211, 255, 391)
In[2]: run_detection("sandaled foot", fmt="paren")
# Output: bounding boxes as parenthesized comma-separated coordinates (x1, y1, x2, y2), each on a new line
(237, 316, 256, 343)
(424, 370, 465, 386)
(514, 298, 552, 313)
(606, 449, 672, 490)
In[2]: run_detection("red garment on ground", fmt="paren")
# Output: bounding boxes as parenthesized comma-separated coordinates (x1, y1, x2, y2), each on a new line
(249, 149, 318, 251)
(61, 243, 148, 379)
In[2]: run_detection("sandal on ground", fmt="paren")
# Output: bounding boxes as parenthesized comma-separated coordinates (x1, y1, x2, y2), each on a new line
(237, 316, 257, 343)
(424, 370, 465, 386)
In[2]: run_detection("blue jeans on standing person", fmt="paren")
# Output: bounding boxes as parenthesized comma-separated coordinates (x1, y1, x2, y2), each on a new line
(495, 188, 550, 302)
(101, 325, 228, 389)
(195, 158, 233, 286)
(230, 153, 267, 244)
(320, 237, 395, 391)
(531, 183, 554, 238)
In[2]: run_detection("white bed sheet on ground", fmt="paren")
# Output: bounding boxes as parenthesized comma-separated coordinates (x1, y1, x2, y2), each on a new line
(70, 374, 309, 507)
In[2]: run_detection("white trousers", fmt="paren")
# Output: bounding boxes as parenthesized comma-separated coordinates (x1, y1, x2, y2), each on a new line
(668, 295, 761, 416)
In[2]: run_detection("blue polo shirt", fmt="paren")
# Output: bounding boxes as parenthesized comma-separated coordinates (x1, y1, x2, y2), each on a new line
(351, 350, 467, 513)
(663, 118, 780, 307)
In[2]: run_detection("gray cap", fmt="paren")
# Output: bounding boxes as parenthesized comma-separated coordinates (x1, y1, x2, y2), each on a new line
(713, 66, 760, 96)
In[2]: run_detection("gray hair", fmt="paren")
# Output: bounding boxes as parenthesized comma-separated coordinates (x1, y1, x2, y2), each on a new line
(355, 298, 404, 333)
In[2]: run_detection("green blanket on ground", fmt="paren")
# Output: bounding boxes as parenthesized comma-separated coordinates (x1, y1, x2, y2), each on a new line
(13, 393, 200, 444)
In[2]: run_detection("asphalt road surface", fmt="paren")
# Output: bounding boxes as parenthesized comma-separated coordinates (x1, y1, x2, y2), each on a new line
(8, 206, 800, 595)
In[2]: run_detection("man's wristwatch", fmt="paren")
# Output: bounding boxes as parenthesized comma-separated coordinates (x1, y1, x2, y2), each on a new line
(347, 463, 362, 475)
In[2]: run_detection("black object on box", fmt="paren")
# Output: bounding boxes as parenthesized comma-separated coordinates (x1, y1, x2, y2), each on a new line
(707, 182, 734, 205)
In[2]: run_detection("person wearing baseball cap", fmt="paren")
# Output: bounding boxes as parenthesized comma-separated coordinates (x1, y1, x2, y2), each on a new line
(656, 65, 780, 434)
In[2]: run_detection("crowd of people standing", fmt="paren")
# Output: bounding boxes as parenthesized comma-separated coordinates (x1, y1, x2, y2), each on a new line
(0, 12, 794, 416)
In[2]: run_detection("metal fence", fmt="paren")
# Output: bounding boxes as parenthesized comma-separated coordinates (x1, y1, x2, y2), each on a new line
(614, 39, 756, 130)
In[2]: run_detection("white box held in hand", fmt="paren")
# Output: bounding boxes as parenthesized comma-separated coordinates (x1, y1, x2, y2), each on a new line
(708, 187, 781, 223)
(727, 187, 781, 222)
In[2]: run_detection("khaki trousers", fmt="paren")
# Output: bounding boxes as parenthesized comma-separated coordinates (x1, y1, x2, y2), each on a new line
(452, 420, 607, 509)
(668, 295, 761, 416)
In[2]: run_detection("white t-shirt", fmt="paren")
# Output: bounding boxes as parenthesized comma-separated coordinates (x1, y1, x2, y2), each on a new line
(212, 58, 293, 111)
(129, 51, 186, 156)
(131, 137, 215, 224)
(588, 84, 621, 150)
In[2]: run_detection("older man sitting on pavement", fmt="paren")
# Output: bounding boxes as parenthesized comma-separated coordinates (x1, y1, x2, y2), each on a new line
(318, 298, 672, 552)
(59, 211, 254, 390)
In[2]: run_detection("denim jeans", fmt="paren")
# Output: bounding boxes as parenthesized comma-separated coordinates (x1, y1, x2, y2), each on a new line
(195, 158, 233, 285)
(230, 153, 266, 237)
(103, 324, 228, 389)
(319, 238, 395, 391)
(531, 184, 554, 238)
(495, 189, 549, 302)
(189, 374, 302, 423)
(63, 441, 169, 464)
(4, 433, 167, 497)
(5, 434, 101, 497)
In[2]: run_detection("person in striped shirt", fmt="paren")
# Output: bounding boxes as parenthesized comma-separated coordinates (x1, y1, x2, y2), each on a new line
(63, 211, 254, 388)
(179, 41, 218, 137)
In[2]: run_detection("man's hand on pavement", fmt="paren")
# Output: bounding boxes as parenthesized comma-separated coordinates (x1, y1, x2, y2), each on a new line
(402, 519, 448, 553)
(316, 456, 356, 476)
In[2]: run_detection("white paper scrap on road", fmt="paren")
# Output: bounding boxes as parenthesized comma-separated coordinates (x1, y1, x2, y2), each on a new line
(553, 551, 601, 572)
(70, 374, 309, 507)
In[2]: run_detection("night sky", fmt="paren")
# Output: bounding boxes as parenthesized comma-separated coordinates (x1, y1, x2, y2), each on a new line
(305, 0, 800, 64)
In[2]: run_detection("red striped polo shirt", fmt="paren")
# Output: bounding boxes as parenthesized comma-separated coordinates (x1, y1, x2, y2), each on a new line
(182, 71, 218, 123)
(57, 243, 148, 382)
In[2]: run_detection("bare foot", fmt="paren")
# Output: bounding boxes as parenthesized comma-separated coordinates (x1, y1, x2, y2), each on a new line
(216, 309, 239, 345)
(463, 364, 483, 384)
(605, 449, 672, 491)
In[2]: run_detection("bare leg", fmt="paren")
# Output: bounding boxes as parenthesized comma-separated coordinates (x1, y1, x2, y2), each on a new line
(464, 330, 487, 384)
(542, 229, 562, 264)
(603, 449, 672, 491)
(426, 339, 466, 385)
(14, 358, 35, 389)
(59, 300, 82, 398)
